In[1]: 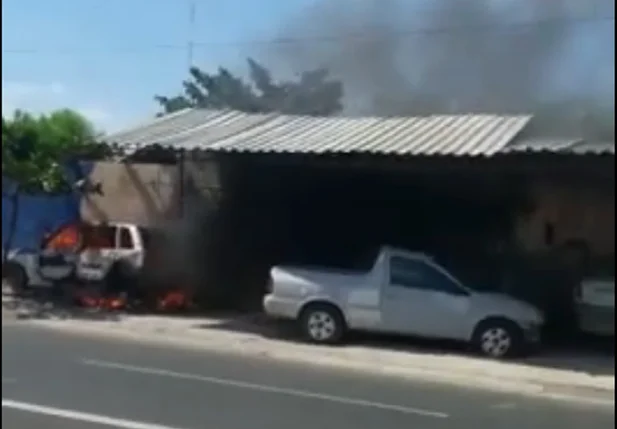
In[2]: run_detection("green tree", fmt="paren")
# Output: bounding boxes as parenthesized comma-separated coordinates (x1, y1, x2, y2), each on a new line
(155, 58, 344, 116)
(2, 109, 100, 263)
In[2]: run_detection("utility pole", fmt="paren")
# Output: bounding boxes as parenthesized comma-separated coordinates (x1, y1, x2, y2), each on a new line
(187, 0, 196, 69)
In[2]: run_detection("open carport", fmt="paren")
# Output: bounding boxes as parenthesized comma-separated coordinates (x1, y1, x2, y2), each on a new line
(104, 109, 614, 343)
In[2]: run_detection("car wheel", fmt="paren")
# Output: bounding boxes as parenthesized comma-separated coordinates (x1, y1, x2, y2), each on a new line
(105, 261, 132, 293)
(2, 262, 27, 296)
(472, 318, 523, 359)
(299, 303, 346, 344)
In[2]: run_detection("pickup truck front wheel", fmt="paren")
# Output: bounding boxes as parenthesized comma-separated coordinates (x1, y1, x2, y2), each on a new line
(472, 318, 524, 359)
(299, 303, 346, 345)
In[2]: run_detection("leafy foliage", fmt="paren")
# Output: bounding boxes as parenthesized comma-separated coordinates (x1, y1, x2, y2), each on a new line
(2, 109, 99, 194)
(155, 58, 344, 116)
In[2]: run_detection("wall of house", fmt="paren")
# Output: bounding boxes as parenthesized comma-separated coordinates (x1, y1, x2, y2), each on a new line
(515, 181, 615, 258)
(80, 162, 181, 227)
(80, 158, 221, 227)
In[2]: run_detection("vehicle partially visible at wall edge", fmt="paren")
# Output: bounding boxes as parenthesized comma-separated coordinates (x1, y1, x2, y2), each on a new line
(574, 277, 615, 337)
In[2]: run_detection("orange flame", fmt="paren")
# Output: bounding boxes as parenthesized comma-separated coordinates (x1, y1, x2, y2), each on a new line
(76, 291, 126, 310)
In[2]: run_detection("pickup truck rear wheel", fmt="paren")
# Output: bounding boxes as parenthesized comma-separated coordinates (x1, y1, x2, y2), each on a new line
(299, 303, 346, 345)
(2, 262, 27, 296)
(472, 318, 524, 359)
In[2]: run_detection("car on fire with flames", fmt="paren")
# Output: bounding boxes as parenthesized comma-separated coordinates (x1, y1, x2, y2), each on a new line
(2, 222, 148, 295)
(263, 246, 545, 359)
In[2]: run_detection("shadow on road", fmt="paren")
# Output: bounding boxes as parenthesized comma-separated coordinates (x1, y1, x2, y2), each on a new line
(200, 313, 615, 378)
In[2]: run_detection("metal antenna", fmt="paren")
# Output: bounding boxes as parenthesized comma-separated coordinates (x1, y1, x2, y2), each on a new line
(187, 0, 196, 69)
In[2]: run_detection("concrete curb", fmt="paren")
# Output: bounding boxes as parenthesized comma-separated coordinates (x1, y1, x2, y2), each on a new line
(23, 319, 615, 407)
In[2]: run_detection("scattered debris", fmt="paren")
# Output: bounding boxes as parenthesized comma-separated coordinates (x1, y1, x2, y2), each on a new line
(157, 289, 192, 312)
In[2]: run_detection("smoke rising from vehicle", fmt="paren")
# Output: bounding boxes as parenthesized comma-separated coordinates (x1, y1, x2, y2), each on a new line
(268, 0, 614, 139)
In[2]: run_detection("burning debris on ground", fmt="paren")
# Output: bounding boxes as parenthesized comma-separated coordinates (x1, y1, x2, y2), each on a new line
(73, 284, 194, 313)
(156, 289, 193, 312)
(1, 279, 196, 321)
(74, 289, 127, 311)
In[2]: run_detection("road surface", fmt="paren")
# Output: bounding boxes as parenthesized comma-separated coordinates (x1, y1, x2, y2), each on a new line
(2, 322, 614, 429)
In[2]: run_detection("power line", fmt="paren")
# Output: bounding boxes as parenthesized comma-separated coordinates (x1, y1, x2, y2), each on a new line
(2, 15, 614, 55)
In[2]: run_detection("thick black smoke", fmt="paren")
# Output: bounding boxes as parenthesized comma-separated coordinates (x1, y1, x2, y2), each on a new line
(269, 0, 614, 139)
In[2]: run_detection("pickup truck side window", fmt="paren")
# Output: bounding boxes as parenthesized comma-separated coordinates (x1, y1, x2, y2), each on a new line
(389, 256, 464, 295)
(83, 225, 116, 249)
(118, 228, 134, 249)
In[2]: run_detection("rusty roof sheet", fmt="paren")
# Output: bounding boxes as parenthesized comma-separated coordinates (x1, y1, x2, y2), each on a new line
(107, 109, 533, 157)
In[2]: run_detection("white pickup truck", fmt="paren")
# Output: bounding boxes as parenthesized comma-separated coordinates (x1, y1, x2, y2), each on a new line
(263, 246, 544, 358)
(2, 222, 147, 293)
(574, 278, 615, 337)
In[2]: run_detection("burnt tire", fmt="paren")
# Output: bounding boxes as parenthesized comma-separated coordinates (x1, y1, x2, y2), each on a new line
(472, 318, 524, 359)
(104, 261, 133, 293)
(298, 303, 346, 345)
(2, 262, 27, 296)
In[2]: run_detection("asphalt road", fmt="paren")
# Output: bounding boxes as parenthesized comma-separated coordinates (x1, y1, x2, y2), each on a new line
(2, 322, 614, 429)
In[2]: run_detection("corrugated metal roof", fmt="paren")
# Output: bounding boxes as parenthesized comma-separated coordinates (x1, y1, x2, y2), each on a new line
(106, 109, 532, 157)
(569, 141, 615, 155)
(504, 138, 615, 155)
(106, 109, 270, 148)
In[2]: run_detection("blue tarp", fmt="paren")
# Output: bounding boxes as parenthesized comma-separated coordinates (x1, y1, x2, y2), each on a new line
(1, 193, 80, 252)
(1, 161, 93, 252)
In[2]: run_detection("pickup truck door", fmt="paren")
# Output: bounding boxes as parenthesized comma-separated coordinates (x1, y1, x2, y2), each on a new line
(114, 226, 143, 270)
(37, 224, 80, 282)
(380, 256, 470, 340)
(76, 225, 117, 281)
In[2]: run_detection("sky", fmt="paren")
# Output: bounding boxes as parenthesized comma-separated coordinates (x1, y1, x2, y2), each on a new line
(2, 0, 614, 135)
(2, 0, 313, 132)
